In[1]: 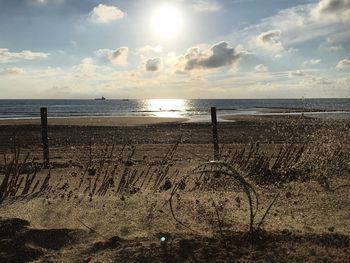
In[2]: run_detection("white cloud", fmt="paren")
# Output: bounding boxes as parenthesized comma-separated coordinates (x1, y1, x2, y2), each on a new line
(256, 30, 283, 51)
(231, 0, 257, 3)
(319, 38, 344, 51)
(323, 44, 344, 51)
(192, 0, 221, 12)
(176, 41, 244, 72)
(239, 2, 350, 49)
(30, 0, 48, 4)
(255, 64, 268, 72)
(336, 77, 350, 85)
(39, 67, 64, 77)
(29, 0, 64, 5)
(95, 47, 129, 65)
(89, 4, 126, 24)
(336, 59, 350, 70)
(0, 48, 49, 63)
(302, 59, 321, 67)
(299, 76, 334, 86)
(312, 0, 350, 22)
(0, 67, 26, 76)
(108, 47, 128, 65)
(137, 45, 163, 57)
(289, 70, 306, 77)
(145, 58, 162, 71)
(73, 57, 96, 77)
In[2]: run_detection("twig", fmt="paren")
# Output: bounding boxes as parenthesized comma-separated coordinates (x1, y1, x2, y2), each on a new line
(77, 218, 108, 240)
(256, 194, 279, 229)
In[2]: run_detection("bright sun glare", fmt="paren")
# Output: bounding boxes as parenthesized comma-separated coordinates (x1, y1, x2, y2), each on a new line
(147, 99, 186, 118)
(151, 5, 183, 39)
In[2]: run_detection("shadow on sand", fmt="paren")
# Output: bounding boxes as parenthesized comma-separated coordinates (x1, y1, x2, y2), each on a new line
(1, 218, 349, 262)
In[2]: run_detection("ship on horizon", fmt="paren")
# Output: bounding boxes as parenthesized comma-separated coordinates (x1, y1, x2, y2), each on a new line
(95, 96, 106, 101)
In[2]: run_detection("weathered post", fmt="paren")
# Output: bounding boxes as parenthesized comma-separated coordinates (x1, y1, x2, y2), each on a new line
(211, 107, 219, 160)
(40, 107, 49, 167)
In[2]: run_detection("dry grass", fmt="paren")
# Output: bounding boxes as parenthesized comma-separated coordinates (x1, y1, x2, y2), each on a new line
(0, 143, 51, 205)
(0, 129, 348, 236)
(219, 131, 349, 187)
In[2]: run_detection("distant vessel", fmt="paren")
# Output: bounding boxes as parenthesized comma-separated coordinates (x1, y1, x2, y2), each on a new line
(122, 99, 129, 101)
(95, 96, 106, 100)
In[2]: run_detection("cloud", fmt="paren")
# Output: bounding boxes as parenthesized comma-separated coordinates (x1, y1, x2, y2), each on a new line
(322, 44, 343, 51)
(95, 47, 128, 65)
(336, 77, 350, 85)
(0, 48, 49, 63)
(0, 67, 26, 76)
(177, 41, 244, 72)
(312, 0, 350, 22)
(108, 47, 128, 65)
(336, 58, 350, 70)
(289, 70, 306, 77)
(30, 0, 48, 4)
(301, 59, 321, 67)
(192, 0, 221, 12)
(319, 38, 344, 51)
(73, 57, 96, 77)
(255, 64, 268, 72)
(232, 0, 257, 3)
(300, 76, 334, 86)
(89, 4, 126, 23)
(29, 0, 64, 5)
(256, 30, 283, 51)
(238, 2, 349, 50)
(145, 58, 162, 71)
(137, 45, 163, 57)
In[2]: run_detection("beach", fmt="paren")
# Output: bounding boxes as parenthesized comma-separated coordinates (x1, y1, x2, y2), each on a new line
(2, 0, 350, 260)
(0, 114, 349, 262)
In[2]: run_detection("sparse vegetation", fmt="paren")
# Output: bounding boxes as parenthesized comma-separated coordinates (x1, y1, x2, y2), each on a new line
(0, 117, 349, 262)
(0, 143, 51, 205)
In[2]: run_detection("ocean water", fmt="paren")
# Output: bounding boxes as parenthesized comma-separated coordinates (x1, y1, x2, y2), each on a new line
(0, 99, 349, 121)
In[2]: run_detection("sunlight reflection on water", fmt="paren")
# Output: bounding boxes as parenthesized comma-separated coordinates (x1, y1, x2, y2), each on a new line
(146, 99, 187, 118)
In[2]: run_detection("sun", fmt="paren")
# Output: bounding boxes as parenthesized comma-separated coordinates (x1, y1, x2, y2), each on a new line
(151, 5, 183, 39)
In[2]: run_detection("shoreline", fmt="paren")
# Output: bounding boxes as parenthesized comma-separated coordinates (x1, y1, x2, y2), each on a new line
(221, 112, 350, 121)
(0, 116, 189, 126)
(0, 108, 349, 126)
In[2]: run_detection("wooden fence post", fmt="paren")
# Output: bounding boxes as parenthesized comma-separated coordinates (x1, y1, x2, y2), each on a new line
(40, 107, 49, 167)
(211, 107, 219, 160)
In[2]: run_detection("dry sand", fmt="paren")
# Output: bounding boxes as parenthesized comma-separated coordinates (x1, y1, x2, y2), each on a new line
(0, 115, 349, 262)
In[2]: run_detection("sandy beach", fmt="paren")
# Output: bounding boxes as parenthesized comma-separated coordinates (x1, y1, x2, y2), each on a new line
(2, 0, 350, 260)
(0, 115, 349, 262)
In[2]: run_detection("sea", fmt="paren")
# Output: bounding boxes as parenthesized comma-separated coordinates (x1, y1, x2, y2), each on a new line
(0, 99, 349, 122)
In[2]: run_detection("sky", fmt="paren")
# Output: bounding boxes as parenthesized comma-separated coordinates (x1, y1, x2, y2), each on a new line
(0, 0, 349, 99)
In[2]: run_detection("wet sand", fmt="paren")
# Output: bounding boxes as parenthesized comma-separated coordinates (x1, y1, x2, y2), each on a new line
(0, 116, 188, 126)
